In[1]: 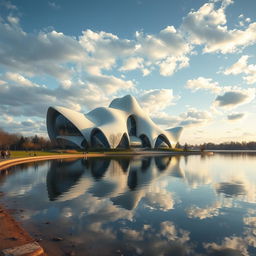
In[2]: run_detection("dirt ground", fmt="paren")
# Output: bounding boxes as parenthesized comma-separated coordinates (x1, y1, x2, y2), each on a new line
(0, 205, 46, 255)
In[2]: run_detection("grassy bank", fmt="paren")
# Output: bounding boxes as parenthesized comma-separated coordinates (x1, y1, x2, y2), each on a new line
(8, 150, 80, 158)
(5, 148, 188, 158)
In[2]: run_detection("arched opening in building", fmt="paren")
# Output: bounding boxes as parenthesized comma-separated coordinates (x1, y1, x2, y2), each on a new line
(154, 134, 171, 149)
(54, 113, 82, 137)
(127, 115, 137, 136)
(51, 112, 88, 149)
(91, 128, 110, 149)
(56, 137, 82, 149)
(81, 139, 89, 149)
(139, 134, 151, 148)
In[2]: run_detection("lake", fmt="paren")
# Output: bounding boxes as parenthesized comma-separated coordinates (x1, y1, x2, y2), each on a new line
(1, 153, 256, 256)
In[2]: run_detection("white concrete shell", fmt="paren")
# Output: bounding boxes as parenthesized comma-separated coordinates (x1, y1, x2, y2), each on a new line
(46, 95, 183, 149)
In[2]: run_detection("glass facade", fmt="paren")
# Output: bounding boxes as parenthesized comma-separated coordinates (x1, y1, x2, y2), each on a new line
(127, 116, 137, 136)
(91, 129, 110, 148)
(54, 114, 81, 136)
(139, 134, 151, 148)
(155, 135, 170, 148)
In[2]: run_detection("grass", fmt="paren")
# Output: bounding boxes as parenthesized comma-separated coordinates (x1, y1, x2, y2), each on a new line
(7, 148, 191, 158)
(9, 150, 81, 158)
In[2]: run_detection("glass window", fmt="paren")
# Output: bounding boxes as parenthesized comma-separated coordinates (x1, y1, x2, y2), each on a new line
(54, 114, 81, 136)
(127, 116, 136, 136)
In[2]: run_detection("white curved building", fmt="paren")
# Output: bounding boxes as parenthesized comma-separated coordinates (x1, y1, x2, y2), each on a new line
(46, 95, 183, 149)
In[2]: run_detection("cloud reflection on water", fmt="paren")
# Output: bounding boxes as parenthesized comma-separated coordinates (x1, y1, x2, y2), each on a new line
(1, 154, 256, 255)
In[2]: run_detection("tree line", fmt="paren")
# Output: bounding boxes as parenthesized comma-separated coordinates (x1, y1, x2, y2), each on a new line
(0, 128, 55, 150)
(177, 141, 256, 150)
(1, 127, 256, 151)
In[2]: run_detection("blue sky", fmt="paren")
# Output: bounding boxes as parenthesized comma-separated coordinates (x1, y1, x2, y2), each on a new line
(0, 0, 256, 144)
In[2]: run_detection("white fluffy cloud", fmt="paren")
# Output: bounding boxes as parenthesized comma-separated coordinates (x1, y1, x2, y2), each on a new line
(135, 26, 191, 60)
(0, 72, 112, 118)
(134, 26, 191, 76)
(182, 1, 256, 53)
(186, 76, 256, 109)
(186, 77, 221, 93)
(204, 236, 250, 256)
(0, 18, 86, 80)
(139, 89, 180, 114)
(119, 57, 144, 71)
(179, 108, 212, 126)
(79, 27, 191, 77)
(152, 108, 212, 128)
(224, 55, 256, 84)
(186, 202, 221, 220)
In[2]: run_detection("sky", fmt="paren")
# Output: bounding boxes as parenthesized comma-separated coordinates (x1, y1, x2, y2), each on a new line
(0, 0, 256, 144)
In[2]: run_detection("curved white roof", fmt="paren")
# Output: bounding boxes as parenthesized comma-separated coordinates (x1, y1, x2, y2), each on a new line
(46, 95, 183, 149)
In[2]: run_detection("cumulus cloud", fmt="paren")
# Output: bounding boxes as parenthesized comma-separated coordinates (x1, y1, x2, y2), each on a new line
(179, 108, 212, 126)
(0, 17, 86, 80)
(87, 73, 134, 94)
(0, 114, 46, 136)
(186, 202, 221, 219)
(204, 236, 250, 256)
(227, 112, 245, 121)
(0, 13, 194, 135)
(186, 77, 221, 93)
(135, 26, 191, 60)
(214, 89, 255, 108)
(152, 107, 212, 128)
(185, 76, 256, 110)
(0, 72, 113, 119)
(134, 26, 191, 76)
(152, 112, 182, 127)
(224, 55, 256, 84)
(144, 191, 175, 211)
(139, 89, 180, 114)
(182, 1, 256, 53)
(119, 57, 144, 71)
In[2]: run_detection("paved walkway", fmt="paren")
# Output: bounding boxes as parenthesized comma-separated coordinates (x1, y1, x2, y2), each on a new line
(0, 154, 105, 171)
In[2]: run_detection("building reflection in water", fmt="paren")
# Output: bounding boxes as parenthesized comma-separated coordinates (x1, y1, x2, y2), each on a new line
(3, 153, 256, 255)
(46, 156, 183, 210)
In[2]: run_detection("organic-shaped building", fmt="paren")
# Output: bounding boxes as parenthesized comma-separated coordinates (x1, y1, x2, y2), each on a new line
(46, 95, 183, 149)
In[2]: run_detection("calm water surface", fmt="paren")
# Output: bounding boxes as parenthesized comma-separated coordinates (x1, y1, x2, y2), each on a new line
(1, 154, 256, 256)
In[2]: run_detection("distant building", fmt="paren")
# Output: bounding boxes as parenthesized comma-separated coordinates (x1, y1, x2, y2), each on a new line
(46, 95, 183, 149)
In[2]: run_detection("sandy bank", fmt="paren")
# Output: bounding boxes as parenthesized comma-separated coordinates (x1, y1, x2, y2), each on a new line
(0, 205, 45, 255)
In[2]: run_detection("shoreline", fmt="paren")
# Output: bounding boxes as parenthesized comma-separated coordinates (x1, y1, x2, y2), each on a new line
(0, 153, 104, 172)
(0, 205, 45, 255)
(0, 151, 206, 172)
(0, 150, 208, 255)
